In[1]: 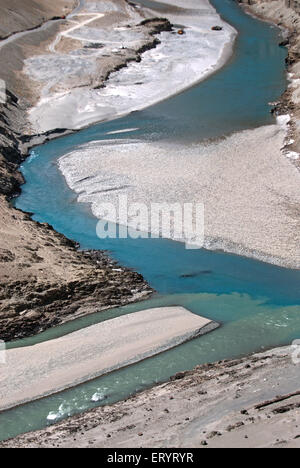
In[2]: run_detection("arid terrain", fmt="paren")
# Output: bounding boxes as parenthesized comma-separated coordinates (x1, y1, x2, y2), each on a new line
(0, 0, 299, 448)
(0, 0, 76, 39)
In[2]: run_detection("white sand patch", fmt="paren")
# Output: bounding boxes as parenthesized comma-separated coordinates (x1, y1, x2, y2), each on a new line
(277, 114, 300, 161)
(0, 307, 217, 411)
(285, 151, 299, 160)
(277, 114, 291, 126)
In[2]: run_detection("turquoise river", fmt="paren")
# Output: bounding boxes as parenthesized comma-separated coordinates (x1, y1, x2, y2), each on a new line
(0, 0, 299, 441)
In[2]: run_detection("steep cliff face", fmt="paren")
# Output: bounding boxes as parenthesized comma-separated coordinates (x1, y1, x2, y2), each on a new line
(0, 92, 26, 197)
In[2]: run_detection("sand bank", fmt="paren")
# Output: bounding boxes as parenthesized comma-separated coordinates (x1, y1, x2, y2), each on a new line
(0, 306, 217, 411)
(25, 0, 236, 133)
(59, 121, 300, 268)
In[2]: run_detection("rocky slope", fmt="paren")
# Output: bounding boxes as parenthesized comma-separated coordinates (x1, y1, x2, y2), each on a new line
(238, 0, 300, 165)
(0, 0, 76, 39)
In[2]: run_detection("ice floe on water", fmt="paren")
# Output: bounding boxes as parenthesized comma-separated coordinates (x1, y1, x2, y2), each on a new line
(105, 127, 139, 135)
(26, 0, 236, 133)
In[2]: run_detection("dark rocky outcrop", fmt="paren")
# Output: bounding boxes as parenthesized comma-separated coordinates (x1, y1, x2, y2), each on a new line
(0, 90, 27, 197)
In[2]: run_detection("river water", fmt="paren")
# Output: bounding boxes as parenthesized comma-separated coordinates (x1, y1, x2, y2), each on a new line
(1, 0, 299, 442)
